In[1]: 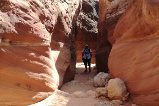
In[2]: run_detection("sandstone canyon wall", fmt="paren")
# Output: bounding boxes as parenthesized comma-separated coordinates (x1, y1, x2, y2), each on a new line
(75, 0, 99, 63)
(50, 0, 81, 86)
(96, 0, 131, 72)
(0, 0, 81, 105)
(109, 0, 159, 105)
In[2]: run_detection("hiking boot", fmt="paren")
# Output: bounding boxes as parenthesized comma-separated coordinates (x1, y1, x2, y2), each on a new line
(84, 70, 87, 73)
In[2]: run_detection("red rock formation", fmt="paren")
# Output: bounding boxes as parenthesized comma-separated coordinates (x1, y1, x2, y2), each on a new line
(50, 0, 81, 86)
(109, 0, 159, 105)
(75, 0, 98, 63)
(96, 0, 130, 72)
(0, 0, 81, 105)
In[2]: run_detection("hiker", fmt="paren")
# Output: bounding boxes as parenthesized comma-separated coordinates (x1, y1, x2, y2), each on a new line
(82, 44, 92, 72)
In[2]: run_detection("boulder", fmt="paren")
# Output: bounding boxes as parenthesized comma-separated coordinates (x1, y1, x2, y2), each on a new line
(93, 72, 110, 87)
(108, 0, 159, 105)
(107, 78, 127, 100)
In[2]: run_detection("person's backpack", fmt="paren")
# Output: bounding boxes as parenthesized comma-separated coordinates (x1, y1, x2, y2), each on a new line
(84, 49, 90, 53)
(88, 49, 90, 53)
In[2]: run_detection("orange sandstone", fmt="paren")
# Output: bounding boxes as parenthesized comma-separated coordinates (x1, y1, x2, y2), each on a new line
(109, 0, 159, 105)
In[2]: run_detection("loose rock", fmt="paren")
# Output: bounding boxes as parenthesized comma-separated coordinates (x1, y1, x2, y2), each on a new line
(95, 87, 107, 98)
(72, 91, 87, 98)
(86, 90, 95, 97)
(107, 78, 127, 100)
(93, 72, 110, 87)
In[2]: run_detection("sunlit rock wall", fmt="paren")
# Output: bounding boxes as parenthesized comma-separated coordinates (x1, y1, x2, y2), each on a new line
(0, 0, 81, 105)
(75, 0, 99, 63)
(96, 0, 130, 72)
(109, 0, 159, 105)
(50, 0, 81, 86)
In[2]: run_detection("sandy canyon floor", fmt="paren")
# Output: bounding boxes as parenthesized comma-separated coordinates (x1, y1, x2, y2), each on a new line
(60, 63, 133, 106)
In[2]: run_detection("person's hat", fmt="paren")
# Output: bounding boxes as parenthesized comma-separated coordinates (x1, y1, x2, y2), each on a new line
(85, 44, 88, 47)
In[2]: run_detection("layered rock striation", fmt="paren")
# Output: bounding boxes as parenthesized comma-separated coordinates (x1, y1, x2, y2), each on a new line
(0, 0, 81, 105)
(96, 0, 131, 72)
(109, 0, 159, 105)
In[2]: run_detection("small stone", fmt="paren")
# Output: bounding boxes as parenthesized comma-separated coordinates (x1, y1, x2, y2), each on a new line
(71, 91, 87, 98)
(86, 90, 95, 97)
(95, 87, 107, 98)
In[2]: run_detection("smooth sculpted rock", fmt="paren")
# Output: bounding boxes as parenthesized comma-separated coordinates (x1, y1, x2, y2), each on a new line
(96, 0, 131, 73)
(0, 0, 81, 105)
(108, 0, 159, 105)
(93, 72, 110, 87)
(50, 0, 81, 86)
(107, 78, 127, 100)
(29, 90, 71, 106)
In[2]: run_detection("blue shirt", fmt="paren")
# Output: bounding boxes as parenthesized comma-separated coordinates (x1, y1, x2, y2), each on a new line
(83, 49, 92, 59)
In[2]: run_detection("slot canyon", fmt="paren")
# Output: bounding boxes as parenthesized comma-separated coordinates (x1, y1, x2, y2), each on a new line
(0, 0, 159, 106)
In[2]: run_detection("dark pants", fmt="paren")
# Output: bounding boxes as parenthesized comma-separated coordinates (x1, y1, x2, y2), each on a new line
(84, 59, 91, 66)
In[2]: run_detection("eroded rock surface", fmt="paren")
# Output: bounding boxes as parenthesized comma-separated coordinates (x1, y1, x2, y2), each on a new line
(50, 0, 81, 86)
(96, 0, 131, 72)
(109, 0, 159, 105)
(0, 0, 81, 105)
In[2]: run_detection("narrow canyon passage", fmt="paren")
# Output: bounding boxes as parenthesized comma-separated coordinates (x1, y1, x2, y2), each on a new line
(1, 0, 159, 105)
